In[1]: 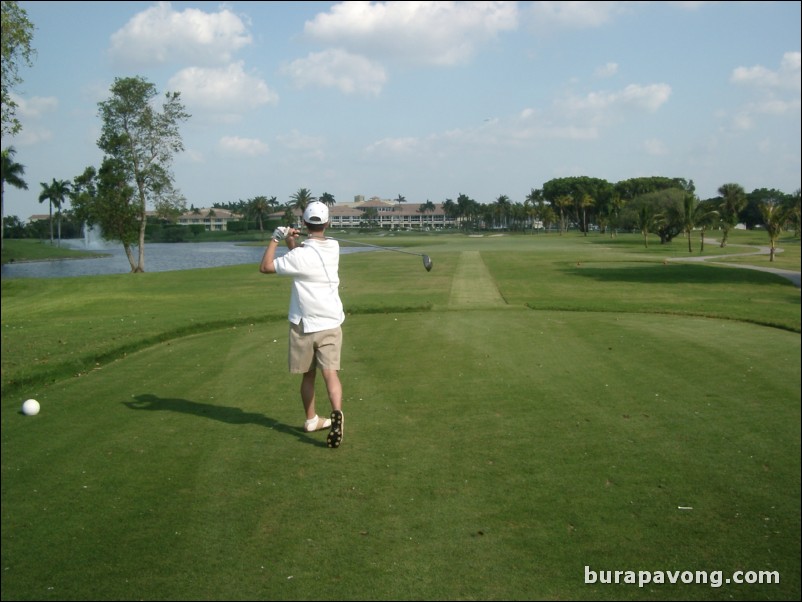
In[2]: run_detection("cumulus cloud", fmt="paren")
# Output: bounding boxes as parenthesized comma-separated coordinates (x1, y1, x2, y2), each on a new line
(5, 94, 58, 146)
(728, 52, 801, 129)
(303, 1, 518, 67)
(565, 83, 672, 113)
(168, 62, 278, 112)
(9, 93, 58, 118)
(219, 136, 269, 156)
(527, 1, 632, 30)
(731, 51, 801, 90)
(108, 1, 252, 68)
(282, 49, 387, 96)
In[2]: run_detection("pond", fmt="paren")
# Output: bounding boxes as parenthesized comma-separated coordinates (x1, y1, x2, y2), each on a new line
(1, 240, 367, 279)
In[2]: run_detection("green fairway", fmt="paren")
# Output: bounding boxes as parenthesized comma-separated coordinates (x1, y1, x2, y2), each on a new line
(2, 232, 800, 601)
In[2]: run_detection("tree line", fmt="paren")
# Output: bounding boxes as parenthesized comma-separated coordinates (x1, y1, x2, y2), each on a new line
(2, 2, 799, 269)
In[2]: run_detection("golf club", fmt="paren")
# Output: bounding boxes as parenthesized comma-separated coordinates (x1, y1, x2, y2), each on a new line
(301, 233, 432, 271)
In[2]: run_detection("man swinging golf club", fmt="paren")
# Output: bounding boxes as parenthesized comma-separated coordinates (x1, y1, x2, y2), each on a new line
(260, 201, 345, 448)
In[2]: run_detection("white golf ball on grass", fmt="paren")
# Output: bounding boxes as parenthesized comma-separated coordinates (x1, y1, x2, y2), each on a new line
(21, 399, 40, 416)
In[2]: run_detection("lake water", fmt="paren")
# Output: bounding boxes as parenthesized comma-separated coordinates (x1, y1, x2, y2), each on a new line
(1, 240, 368, 279)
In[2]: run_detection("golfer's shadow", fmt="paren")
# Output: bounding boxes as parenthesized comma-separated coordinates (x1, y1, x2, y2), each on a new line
(124, 393, 326, 447)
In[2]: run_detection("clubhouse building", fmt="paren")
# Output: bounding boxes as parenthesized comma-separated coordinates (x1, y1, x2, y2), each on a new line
(284, 197, 455, 230)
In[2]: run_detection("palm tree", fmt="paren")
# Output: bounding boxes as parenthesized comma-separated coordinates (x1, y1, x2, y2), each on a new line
(394, 194, 406, 211)
(758, 198, 790, 262)
(554, 195, 573, 235)
(1, 146, 28, 250)
(38, 178, 71, 246)
(636, 204, 656, 248)
(319, 192, 336, 208)
(608, 196, 626, 238)
(418, 200, 436, 229)
(717, 183, 747, 247)
(681, 192, 698, 253)
(694, 200, 719, 253)
(456, 193, 477, 231)
(578, 193, 595, 236)
(248, 195, 274, 239)
(442, 198, 457, 228)
(290, 188, 315, 216)
(493, 195, 511, 229)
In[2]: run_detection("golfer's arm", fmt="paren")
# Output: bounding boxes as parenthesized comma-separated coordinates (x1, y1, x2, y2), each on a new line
(260, 240, 279, 274)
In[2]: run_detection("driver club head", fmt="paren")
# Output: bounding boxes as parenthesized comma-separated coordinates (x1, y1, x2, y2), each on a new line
(423, 255, 433, 272)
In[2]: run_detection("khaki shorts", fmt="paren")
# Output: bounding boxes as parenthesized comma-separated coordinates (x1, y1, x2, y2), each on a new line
(288, 322, 342, 373)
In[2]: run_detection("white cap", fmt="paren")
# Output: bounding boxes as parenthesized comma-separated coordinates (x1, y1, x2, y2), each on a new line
(303, 201, 329, 225)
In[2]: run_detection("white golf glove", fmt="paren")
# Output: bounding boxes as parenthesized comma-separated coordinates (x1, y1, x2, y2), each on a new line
(272, 227, 290, 242)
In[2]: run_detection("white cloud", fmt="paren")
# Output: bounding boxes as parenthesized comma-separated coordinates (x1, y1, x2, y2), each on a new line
(10, 93, 59, 118)
(565, 83, 672, 113)
(282, 49, 387, 96)
(527, 1, 631, 30)
(219, 136, 269, 156)
(108, 1, 252, 68)
(594, 62, 619, 78)
(5, 94, 58, 147)
(365, 136, 422, 157)
(276, 130, 326, 160)
(168, 62, 278, 113)
(304, 1, 518, 67)
(7, 126, 53, 147)
(731, 51, 801, 90)
(728, 52, 801, 130)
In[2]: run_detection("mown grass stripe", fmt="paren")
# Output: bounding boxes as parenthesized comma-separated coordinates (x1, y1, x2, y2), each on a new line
(449, 250, 506, 307)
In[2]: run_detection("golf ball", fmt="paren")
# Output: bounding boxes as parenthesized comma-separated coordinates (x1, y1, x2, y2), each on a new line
(22, 399, 40, 416)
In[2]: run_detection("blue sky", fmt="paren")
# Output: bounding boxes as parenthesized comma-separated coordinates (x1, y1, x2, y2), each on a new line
(5, 1, 801, 220)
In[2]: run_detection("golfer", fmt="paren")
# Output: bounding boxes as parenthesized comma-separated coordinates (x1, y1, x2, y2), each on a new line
(259, 201, 345, 448)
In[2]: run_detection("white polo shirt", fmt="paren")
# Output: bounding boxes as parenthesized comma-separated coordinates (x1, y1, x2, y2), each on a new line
(273, 238, 345, 333)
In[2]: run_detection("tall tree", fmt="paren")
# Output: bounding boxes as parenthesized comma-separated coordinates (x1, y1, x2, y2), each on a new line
(693, 199, 719, 253)
(442, 198, 457, 227)
(93, 76, 189, 272)
(319, 192, 336, 207)
(635, 203, 656, 248)
(717, 183, 747, 248)
(554, 195, 573, 235)
(248, 195, 274, 239)
(417, 200, 436, 229)
(758, 197, 790, 262)
(38, 178, 70, 246)
(578, 193, 595, 236)
(1, 145, 28, 249)
(1, 0, 35, 137)
(493, 194, 511, 229)
(290, 188, 315, 216)
(681, 192, 699, 253)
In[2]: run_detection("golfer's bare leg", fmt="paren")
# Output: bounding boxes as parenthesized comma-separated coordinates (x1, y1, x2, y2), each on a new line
(300, 368, 318, 420)
(321, 368, 342, 412)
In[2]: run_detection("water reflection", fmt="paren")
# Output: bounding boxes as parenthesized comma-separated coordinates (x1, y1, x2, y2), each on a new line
(2, 240, 301, 279)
